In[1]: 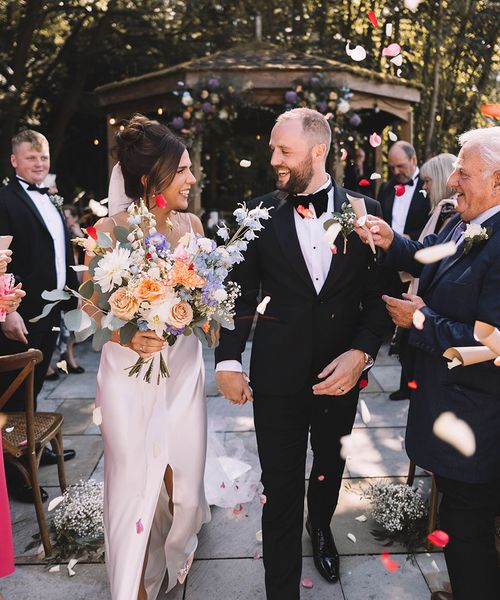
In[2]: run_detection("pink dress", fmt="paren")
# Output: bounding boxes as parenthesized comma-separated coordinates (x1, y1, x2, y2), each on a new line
(0, 431, 14, 578)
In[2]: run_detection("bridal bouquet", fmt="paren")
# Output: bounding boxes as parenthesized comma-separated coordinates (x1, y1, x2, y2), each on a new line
(32, 200, 271, 383)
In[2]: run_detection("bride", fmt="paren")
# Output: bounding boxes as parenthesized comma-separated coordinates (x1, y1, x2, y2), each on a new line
(85, 114, 211, 600)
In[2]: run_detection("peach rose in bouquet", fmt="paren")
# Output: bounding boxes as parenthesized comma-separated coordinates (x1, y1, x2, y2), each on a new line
(168, 301, 193, 329)
(135, 278, 167, 303)
(109, 287, 139, 320)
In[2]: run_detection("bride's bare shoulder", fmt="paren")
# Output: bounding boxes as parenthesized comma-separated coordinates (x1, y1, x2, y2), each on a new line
(186, 212, 204, 236)
(94, 211, 129, 233)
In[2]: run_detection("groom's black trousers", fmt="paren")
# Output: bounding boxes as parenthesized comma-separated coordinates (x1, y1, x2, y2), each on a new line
(253, 385, 359, 600)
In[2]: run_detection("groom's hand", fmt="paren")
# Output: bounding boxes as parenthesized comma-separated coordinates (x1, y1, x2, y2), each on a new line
(216, 371, 253, 405)
(312, 349, 365, 396)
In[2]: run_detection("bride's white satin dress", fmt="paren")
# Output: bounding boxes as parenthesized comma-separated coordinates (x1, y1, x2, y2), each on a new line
(96, 335, 210, 599)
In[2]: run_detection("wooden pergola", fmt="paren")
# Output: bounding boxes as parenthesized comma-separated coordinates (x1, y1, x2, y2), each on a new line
(95, 41, 421, 213)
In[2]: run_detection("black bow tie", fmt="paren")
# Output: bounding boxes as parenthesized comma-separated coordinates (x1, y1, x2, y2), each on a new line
(404, 178, 415, 187)
(288, 182, 333, 218)
(17, 178, 50, 195)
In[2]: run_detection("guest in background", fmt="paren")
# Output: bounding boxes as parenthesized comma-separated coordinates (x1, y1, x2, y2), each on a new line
(343, 147, 374, 195)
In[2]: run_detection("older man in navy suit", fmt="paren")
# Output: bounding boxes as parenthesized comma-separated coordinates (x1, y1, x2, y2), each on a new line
(356, 126, 500, 600)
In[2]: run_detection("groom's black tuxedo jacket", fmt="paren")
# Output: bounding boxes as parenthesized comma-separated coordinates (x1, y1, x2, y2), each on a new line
(0, 178, 77, 330)
(215, 180, 389, 395)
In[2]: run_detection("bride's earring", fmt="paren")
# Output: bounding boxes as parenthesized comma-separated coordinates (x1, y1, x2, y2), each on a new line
(155, 193, 167, 209)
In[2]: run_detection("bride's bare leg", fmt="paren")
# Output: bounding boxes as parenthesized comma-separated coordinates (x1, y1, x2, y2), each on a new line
(165, 465, 174, 516)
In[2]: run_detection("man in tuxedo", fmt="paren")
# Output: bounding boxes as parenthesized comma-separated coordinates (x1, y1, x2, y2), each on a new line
(215, 108, 387, 599)
(0, 130, 77, 502)
(357, 126, 500, 600)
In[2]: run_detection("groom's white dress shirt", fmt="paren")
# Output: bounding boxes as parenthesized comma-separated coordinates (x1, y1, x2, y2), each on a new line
(216, 177, 334, 373)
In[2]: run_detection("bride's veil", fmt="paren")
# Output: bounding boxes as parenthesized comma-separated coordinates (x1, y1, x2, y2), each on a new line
(107, 162, 133, 216)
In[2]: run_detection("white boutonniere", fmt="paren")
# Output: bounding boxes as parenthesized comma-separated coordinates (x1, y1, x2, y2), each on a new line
(49, 193, 64, 211)
(324, 202, 356, 254)
(463, 223, 492, 255)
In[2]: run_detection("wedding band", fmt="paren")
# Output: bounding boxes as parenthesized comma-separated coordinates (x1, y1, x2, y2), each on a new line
(338, 387, 345, 393)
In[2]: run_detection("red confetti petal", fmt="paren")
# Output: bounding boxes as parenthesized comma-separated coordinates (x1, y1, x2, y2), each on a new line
(296, 205, 314, 219)
(253, 550, 261, 560)
(155, 193, 168, 209)
(317, 475, 325, 481)
(301, 577, 314, 589)
(368, 10, 379, 27)
(481, 104, 500, 119)
(380, 551, 400, 572)
(427, 529, 449, 548)
(331, 244, 338, 255)
(407, 380, 418, 390)
(394, 184, 406, 197)
(233, 503, 243, 516)
(86, 226, 97, 240)
(136, 518, 144, 534)
(359, 378, 369, 390)
(358, 178, 370, 186)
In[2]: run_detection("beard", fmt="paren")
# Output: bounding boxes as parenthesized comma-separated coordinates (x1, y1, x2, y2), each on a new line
(274, 153, 314, 194)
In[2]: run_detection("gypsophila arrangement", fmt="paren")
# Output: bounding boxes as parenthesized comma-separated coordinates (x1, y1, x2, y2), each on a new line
(26, 479, 105, 563)
(32, 199, 271, 383)
(365, 482, 428, 555)
(324, 202, 357, 254)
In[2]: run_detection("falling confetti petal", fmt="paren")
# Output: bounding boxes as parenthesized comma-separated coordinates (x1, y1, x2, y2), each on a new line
(256, 529, 263, 542)
(259, 494, 267, 505)
(359, 377, 368, 389)
(358, 178, 370, 187)
(325, 222, 342, 246)
(404, 0, 423, 11)
(345, 42, 367, 62)
(257, 296, 271, 315)
(5, 426, 14, 433)
(355, 514, 368, 522)
(48, 496, 64, 512)
(51, 326, 61, 332)
(385, 23, 393, 36)
(369, 132, 382, 147)
(92, 406, 102, 426)
(395, 184, 406, 197)
(296, 205, 314, 219)
(420, 189, 428, 198)
(382, 43, 401, 57)
(359, 399, 371, 424)
(67, 558, 78, 577)
(407, 380, 418, 390)
(414, 241, 457, 264)
(331, 244, 338, 255)
(233, 504, 244, 516)
(368, 11, 379, 27)
(431, 560, 440, 572)
(347, 533, 357, 543)
(433, 412, 476, 457)
(136, 518, 144, 534)
(317, 475, 325, 481)
(253, 550, 261, 560)
(56, 360, 68, 374)
(413, 309, 426, 330)
(220, 481, 226, 489)
(239, 159, 252, 168)
(381, 551, 400, 572)
(390, 54, 404, 67)
(49, 565, 60, 573)
(88, 199, 108, 217)
(388, 131, 398, 142)
(396, 69, 403, 77)
(86, 226, 97, 240)
(340, 148, 348, 161)
(481, 104, 500, 119)
(427, 530, 450, 548)
(340, 434, 353, 460)
(370, 172, 382, 180)
(301, 578, 314, 589)
(155, 194, 167, 209)
(70, 265, 89, 272)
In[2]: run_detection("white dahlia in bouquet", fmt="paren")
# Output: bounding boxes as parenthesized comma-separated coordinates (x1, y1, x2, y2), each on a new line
(32, 200, 271, 383)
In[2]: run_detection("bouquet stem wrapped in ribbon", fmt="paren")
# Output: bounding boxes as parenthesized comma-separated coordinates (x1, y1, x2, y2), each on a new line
(31, 200, 271, 383)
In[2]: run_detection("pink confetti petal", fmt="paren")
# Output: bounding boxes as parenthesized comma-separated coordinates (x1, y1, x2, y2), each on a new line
(233, 503, 243, 516)
(136, 518, 144, 534)
(220, 481, 226, 488)
(317, 475, 325, 481)
(381, 551, 400, 572)
(253, 550, 261, 560)
(301, 577, 314, 589)
(259, 494, 267, 505)
(407, 380, 418, 390)
(427, 529, 449, 548)
(296, 205, 314, 219)
(340, 148, 348, 161)
(369, 132, 382, 147)
(382, 43, 401, 57)
(331, 244, 338, 255)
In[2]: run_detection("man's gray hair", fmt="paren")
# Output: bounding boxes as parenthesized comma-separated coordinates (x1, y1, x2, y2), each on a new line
(458, 127, 500, 177)
(390, 140, 416, 160)
(276, 108, 332, 149)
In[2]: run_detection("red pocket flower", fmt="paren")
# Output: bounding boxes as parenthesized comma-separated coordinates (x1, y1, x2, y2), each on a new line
(395, 184, 406, 197)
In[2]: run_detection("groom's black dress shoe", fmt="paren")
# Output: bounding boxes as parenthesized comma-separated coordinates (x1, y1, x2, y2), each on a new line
(11, 484, 49, 504)
(40, 447, 76, 465)
(306, 517, 340, 583)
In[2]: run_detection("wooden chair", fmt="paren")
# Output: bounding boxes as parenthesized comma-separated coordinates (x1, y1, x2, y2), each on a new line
(407, 461, 439, 550)
(1, 349, 68, 554)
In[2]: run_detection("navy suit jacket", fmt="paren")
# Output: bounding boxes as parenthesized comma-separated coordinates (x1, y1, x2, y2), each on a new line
(385, 210, 500, 483)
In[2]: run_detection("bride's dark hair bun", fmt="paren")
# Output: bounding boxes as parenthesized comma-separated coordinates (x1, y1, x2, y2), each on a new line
(114, 114, 185, 201)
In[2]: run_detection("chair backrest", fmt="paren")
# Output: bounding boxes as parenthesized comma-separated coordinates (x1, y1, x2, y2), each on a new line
(0, 348, 43, 411)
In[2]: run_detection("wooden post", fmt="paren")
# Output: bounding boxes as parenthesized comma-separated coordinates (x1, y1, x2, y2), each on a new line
(400, 109, 414, 144)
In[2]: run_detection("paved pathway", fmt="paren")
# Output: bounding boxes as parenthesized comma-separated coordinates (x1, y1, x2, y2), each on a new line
(2, 342, 451, 600)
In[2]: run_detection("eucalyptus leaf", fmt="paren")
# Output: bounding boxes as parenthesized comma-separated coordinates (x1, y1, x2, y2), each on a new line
(102, 313, 126, 331)
(64, 309, 92, 333)
(78, 279, 94, 300)
(74, 317, 97, 342)
(119, 322, 138, 346)
(97, 290, 112, 310)
(29, 301, 61, 323)
(96, 231, 113, 249)
(41, 289, 70, 301)
(88, 256, 100, 276)
(113, 226, 130, 244)
(92, 327, 112, 351)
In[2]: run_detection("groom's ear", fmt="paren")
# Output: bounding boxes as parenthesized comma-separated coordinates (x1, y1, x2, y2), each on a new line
(313, 143, 328, 162)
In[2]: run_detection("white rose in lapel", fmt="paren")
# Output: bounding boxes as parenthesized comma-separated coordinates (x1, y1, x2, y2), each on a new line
(463, 223, 491, 255)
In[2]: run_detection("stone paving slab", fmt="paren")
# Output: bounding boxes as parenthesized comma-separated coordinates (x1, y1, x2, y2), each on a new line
(369, 366, 402, 393)
(207, 396, 255, 432)
(354, 393, 409, 429)
(55, 398, 95, 435)
(48, 371, 97, 399)
(415, 552, 450, 594)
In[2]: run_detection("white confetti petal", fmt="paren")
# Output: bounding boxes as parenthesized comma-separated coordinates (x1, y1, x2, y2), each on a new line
(89, 198, 108, 217)
(51, 326, 61, 332)
(48, 495, 64, 512)
(431, 559, 440, 572)
(349, 44, 367, 62)
(390, 54, 403, 67)
(324, 223, 342, 246)
(70, 265, 89, 272)
(256, 529, 263, 542)
(340, 434, 353, 460)
(370, 172, 381, 180)
(256, 296, 271, 315)
(388, 131, 398, 142)
(413, 309, 426, 330)
(385, 23, 393, 36)
(92, 406, 102, 426)
(5, 426, 14, 433)
(433, 411, 476, 457)
(67, 558, 78, 577)
(414, 241, 457, 264)
(347, 532, 357, 543)
(37, 544, 45, 558)
(419, 189, 428, 197)
(49, 565, 60, 573)
(355, 514, 367, 522)
(239, 159, 252, 168)
(359, 399, 371, 425)
(56, 360, 68, 374)
(396, 68, 402, 77)
(404, 0, 423, 11)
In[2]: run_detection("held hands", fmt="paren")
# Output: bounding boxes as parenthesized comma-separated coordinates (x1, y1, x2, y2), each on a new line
(216, 371, 254, 405)
(312, 349, 365, 396)
(0, 284, 25, 314)
(354, 216, 394, 252)
(0, 249, 12, 275)
(383, 293, 426, 328)
(1, 309, 29, 344)
(126, 330, 166, 359)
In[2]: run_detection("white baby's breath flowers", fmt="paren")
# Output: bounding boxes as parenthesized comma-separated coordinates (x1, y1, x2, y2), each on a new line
(53, 479, 104, 540)
(369, 483, 426, 533)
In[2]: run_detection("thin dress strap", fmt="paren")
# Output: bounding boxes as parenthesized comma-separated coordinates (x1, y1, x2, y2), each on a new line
(110, 216, 118, 227)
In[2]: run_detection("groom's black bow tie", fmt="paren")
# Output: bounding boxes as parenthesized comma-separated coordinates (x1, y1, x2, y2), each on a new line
(17, 177, 50, 195)
(403, 178, 415, 187)
(289, 181, 333, 218)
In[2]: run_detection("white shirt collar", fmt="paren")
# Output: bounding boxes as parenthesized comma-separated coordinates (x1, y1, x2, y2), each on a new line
(470, 204, 500, 225)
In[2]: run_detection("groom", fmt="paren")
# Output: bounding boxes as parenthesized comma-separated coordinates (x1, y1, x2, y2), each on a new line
(216, 108, 387, 599)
